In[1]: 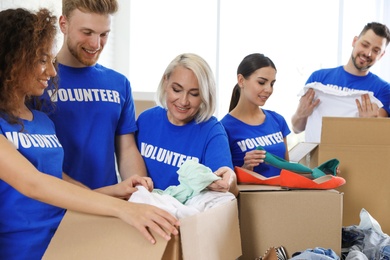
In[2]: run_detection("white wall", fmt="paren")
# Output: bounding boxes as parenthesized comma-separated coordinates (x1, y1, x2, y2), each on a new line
(119, 0, 390, 147)
(0, 0, 63, 52)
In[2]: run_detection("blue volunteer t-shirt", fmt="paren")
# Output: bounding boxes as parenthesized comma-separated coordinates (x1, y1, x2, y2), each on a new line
(136, 106, 233, 190)
(221, 109, 290, 178)
(0, 110, 65, 260)
(42, 63, 137, 189)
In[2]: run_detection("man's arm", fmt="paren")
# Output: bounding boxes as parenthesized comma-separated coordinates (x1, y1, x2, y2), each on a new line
(291, 113, 309, 134)
(378, 108, 389, 117)
(115, 133, 147, 180)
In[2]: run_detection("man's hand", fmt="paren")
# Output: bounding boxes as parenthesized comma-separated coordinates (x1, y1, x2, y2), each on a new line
(356, 93, 379, 117)
(292, 88, 320, 133)
(297, 88, 320, 118)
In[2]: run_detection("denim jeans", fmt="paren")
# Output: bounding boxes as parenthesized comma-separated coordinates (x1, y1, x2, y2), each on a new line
(343, 226, 390, 260)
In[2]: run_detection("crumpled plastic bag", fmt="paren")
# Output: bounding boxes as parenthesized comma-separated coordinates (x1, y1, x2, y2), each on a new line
(357, 208, 383, 235)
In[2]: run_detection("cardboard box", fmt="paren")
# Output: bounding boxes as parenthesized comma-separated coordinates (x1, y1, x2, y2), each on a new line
(319, 117, 390, 234)
(43, 199, 242, 260)
(238, 185, 343, 259)
(134, 99, 156, 118)
(133, 91, 156, 118)
(289, 142, 319, 168)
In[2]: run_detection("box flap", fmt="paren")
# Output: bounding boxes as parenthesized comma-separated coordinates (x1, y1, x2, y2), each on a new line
(321, 117, 390, 145)
(289, 142, 319, 163)
(180, 199, 242, 260)
(42, 211, 169, 260)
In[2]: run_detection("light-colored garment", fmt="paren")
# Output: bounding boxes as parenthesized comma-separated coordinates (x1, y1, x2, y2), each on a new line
(185, 190, 235, 212)
(129, 186, 199, 219)
(129, 160, 235, 218)
(154, 159, 221, 203)
(129, 186, 235, 219)
(299, 82, 383, 143)
(345, 248, 369, 260)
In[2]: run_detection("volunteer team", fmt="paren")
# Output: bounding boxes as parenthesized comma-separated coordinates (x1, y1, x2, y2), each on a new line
(0, 0, 389, 259)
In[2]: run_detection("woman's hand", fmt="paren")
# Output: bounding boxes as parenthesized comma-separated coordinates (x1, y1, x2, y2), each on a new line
(95, 175, 154, 200)
(119, 202, 180, 244)
(207, 166, 234, 191)
(208, 167, 239, 196)
(242, 149, 266, 170)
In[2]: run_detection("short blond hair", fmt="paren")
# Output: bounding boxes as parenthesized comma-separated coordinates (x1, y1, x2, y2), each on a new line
(62, 0, 118, 17)
(156, 53, 216, 123)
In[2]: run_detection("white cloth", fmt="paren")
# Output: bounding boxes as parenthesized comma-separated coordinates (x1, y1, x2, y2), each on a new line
(184, 190, 235, 212)
(129, 186, 199, 219)
(129, 186, 235, 219)
(299, 82, 383, 143)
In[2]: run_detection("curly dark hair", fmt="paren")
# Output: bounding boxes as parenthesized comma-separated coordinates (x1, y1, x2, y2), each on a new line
(0, 8, 58, 128)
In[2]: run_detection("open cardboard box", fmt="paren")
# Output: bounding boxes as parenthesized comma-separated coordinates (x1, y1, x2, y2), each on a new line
(43, 198, 242, 260)
(289, 141, 319, 168)
(319, 117, 390, 234)
(238, 185, 343, 259)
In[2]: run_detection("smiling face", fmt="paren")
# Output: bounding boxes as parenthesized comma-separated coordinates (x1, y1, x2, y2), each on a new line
(238, 66, 276, 107)
(350, 29, 387, 73)
(59, 9, 111, 67)
(164, 65, 202, 126)
(25, 50, 57, 97)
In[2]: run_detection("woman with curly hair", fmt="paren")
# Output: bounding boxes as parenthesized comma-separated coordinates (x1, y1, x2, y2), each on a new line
(0, 8, 178, 259)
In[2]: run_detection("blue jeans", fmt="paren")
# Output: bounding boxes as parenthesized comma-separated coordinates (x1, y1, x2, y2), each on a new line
(343, 226, 390, 260)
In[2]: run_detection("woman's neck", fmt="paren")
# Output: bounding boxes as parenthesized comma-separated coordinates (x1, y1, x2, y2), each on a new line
(230, 103, 265, 125)
(17, 104, 33, 121)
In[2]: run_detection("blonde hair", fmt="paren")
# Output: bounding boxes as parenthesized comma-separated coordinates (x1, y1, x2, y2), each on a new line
(156, 53, 216, 123)
(62, 0, 118, 17)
